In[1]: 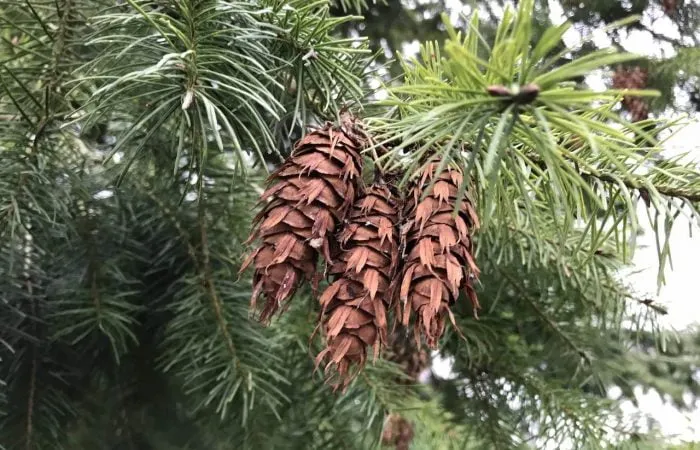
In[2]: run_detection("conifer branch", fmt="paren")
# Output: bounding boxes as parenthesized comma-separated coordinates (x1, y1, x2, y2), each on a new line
(25, 352, 36, 450)
(198, 201, 240, 369)
(25, 278, 36, 450)
(580, 169, 700, 203)
(33, 0, 72, 152)
(636, 22, 688, 48)
(527, 151, 700, 203)
(135, 179, 262, 416)
(89, 265, 102, 323)
(137, 183, 199, 262)
(494, 264, 593, 365)
(1, 0, 696, 446)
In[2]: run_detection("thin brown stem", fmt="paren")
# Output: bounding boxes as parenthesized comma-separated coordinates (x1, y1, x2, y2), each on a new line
(198, 201, 240, 368)
(528, 151, 700, 203)
(25, 273, 36, 450)
(26, 344, 36, 450)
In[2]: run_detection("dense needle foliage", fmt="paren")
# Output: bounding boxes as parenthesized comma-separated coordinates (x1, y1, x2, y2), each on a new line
(0, 0, 698, 449)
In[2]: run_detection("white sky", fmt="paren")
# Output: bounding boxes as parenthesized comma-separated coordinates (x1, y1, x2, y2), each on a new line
(547, 1, 700, 442)
(621, 125, 700, 443)
(427, 0, 700, 443)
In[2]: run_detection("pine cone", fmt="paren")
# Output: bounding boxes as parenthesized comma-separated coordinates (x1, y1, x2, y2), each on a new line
(387, 331, 430, 383)
(663, 0, 678, 16)
(612, 66, 649, 122)
(315, 184, 401, 387)
(381, 414, 414, 450)
(241, 121, 364, 322)
(400, 162, 480, 348)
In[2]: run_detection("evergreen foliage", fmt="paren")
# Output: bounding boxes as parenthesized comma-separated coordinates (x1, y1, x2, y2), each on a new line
(0, 0, 698, 449)
(337, 0, 700, 114)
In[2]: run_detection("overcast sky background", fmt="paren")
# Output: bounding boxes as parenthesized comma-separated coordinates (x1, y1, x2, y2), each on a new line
(553, 0, 700, 441)
(421, 0, 700, 444)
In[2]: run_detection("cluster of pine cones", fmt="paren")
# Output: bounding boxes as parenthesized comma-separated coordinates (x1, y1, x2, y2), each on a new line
(241, 115, 480, 387)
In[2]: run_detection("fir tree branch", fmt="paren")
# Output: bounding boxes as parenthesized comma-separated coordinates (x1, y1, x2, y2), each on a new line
(137, 183, 199, 263)
(32, 0, 73, 153)
(599, 279, 670, 315)
(25, 277, 36, 450)
(493, 263, 593, 365)
(634, 22, 688, 48)
(633, 297, 669, 315)
(198, 199, 240, 370)
(134, 180, 271, 418)
(25, 350, 36, 450)
(90, 265, 102, 324)
(580, 168, 700, 203)
(3, 1, 694, 446)
(523, 148, 700, 202)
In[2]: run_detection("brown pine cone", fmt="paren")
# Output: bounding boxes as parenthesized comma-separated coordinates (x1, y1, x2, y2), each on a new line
(400, 161, 480, 348)
(241, 120, 364, 322)
(315, 183, 401, 388)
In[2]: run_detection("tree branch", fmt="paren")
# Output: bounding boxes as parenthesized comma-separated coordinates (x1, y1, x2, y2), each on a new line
(633, 22, 686, 49)
(580, 169, 700, 203)
(493, 264, 593, 365)
(198, 200, 240, 369)
(32, 0, 72, 153)
(526, 150, 700, 203)
(136, 181, 242, 370)
(24, 229, 37, 450)
(25, 278, 37, 450)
